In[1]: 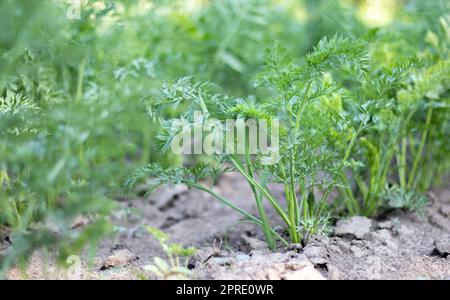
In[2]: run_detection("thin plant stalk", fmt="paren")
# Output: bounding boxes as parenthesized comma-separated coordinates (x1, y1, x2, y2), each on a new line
(243, 133, 276, 249)
(229, 156, 291, 226)
(396, 137, 408, 189)
(408, 107, 433, 190)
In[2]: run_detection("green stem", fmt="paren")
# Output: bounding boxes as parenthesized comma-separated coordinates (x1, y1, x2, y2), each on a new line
(300, 179, 308, 220)
(230, 156, 291, 226)
(281, 166, 299, 242)
(338, 125, 365, 215)
(408, 108, 433, 190)
(287, 152, 300, 243)
(191, 183, 257, 223)
(396, 137, 407, 189)
(367, 145, 395, 216)
(354, 173, 368, 200)
(284, 81, 312, 242)
(344, 125, 364, 161)
(295, 81, 312, 130)
(244, 140, 275, 249)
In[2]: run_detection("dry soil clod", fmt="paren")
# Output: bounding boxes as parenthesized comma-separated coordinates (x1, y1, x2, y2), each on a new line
(101, 249, 138, 270)
(333, 216, 373, 240)
(433, 236, 450, 258)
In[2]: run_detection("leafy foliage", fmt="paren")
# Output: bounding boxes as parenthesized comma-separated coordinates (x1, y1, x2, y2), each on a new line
(382, 185, 428, 217)
(132, 34, 378, 247)
(131, 7, 449, 247)
(1, 0, 449, 271)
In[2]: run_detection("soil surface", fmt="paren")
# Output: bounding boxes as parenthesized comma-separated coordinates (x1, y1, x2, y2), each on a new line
(6, 173, 450, 280)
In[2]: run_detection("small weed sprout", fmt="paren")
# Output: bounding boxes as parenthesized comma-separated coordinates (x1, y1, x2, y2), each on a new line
(144, 226, 197, 280)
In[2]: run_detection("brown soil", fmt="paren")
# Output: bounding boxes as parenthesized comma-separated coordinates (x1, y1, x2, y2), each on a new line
(6, 173, 450, 280)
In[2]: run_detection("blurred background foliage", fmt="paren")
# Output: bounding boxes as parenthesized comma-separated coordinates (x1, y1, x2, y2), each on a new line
(0, 0, 448, 272)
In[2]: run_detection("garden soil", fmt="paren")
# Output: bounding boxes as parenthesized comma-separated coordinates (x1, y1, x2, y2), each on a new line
(7, 173, 450, 280)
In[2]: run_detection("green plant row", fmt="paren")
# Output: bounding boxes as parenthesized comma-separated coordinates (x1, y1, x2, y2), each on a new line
(1, 0, 448, 272)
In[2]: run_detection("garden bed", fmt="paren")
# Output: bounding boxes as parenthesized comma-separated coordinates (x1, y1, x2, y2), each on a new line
(7, 173, 449, 280)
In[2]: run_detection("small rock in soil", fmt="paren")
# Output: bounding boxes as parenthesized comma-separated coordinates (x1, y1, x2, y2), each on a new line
(303, 244, 328, 265)
(101, 249, 138, 270)
(334, 216, 372, 239)
(438, 205, 450, 218)
(433, 235, 450, 258)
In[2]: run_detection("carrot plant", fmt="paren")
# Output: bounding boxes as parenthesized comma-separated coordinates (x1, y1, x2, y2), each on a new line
(128, 35, 369, 247)
(336, 57, 420, 216)
(398, 15, 450, 192)
(337, 15, 450, 217)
